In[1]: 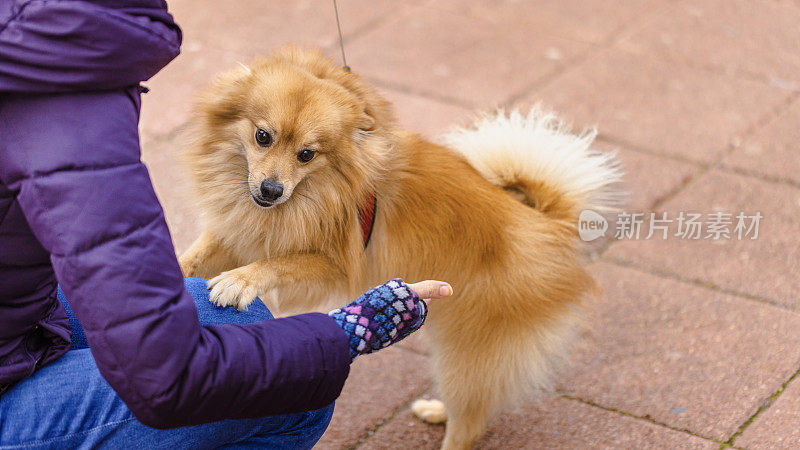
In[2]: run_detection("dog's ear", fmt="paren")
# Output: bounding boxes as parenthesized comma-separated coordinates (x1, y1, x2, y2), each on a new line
(356, 110, 376, 132)
(275, 46, 393, 130)
(198, 64, 252, 122)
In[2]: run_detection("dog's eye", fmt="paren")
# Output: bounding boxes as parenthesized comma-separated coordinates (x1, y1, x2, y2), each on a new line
(255, 128, 272, 147)
(297, 149, 316, 163)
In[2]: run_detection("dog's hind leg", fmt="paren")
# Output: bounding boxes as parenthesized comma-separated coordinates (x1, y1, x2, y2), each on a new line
(439, 399, 492, 450)
(421, 335, 512, 450)
(413, 396, 490, 450)
(411, 398, 447, 424)
(419, 295, 579, 450)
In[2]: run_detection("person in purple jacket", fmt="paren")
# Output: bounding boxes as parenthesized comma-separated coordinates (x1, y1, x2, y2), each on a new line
(0, 1, 451, 448)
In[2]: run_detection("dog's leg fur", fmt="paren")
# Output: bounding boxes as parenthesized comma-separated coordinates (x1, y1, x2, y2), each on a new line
(179, 231, 238, 278)
(409, 280, 582, 450)
(425, 311, 512, 450)
(207, 253, 346, 312)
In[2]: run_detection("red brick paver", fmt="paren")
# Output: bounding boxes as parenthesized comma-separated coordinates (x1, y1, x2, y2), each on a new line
(379, 88, 473, 139)
(737, 376, 800, 449)
(528, 48, 790, 163)
(347, 5, 592, 108)
(563, 263, 800, 441)
(140, 138, 199, 254)
(431, 0, 665, 45)
(316, 347, 431, 449)
(607, 170, 800, 307)
(722, 98, 800, 186)
(140, 1, 800, 448)
(594, 141, 699, 212)
(618, 0, 800, 86)
(366, 396, 717, 450)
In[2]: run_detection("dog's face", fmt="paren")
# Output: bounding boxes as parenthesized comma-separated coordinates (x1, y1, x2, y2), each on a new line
(203, 59, 377, 210)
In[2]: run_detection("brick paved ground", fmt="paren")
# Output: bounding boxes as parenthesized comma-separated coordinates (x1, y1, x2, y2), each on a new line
(140, 1, 800, 448)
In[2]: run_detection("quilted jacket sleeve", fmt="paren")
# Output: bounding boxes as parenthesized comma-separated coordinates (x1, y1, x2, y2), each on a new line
(0, 89, 351, 428)
(0, 0, 181, 93)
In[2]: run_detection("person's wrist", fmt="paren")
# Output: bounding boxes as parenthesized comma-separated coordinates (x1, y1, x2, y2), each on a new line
(327, 308, 363, 362)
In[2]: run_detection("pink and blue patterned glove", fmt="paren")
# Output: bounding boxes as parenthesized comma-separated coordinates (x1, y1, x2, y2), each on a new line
(328, 279, 427, 361)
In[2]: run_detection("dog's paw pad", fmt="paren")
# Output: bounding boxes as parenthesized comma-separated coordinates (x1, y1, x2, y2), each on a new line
(411, 399, 447, 424)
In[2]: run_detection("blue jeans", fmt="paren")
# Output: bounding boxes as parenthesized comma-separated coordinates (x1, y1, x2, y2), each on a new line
(0, 278, 334, 449)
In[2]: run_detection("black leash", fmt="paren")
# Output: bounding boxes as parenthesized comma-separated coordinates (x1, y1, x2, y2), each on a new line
(332, 0, 350, 71)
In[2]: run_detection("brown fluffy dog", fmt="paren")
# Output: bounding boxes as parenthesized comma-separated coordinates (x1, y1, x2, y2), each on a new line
(179, 47, 622, 449)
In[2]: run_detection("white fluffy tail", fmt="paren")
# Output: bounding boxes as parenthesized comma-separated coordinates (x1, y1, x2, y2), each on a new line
(441, 107, 623, 222)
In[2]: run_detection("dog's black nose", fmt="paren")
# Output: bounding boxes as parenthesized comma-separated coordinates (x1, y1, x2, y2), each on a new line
(259, 179, 284, 201)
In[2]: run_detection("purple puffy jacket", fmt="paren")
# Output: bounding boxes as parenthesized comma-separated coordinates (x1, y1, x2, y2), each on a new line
(0, 0, 350, 428)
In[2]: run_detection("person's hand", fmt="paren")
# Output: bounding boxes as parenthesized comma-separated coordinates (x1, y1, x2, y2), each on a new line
(328, 278, 453, 361)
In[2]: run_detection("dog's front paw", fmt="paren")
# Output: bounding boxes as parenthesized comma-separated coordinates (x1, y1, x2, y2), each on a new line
(207, 268, 262, 310)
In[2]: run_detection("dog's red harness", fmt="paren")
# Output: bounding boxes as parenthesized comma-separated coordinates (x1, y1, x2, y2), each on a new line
(358, 193, 377, 248)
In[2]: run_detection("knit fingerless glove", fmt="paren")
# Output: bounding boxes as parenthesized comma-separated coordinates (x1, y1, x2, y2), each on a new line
(328, 279, 428, 361)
